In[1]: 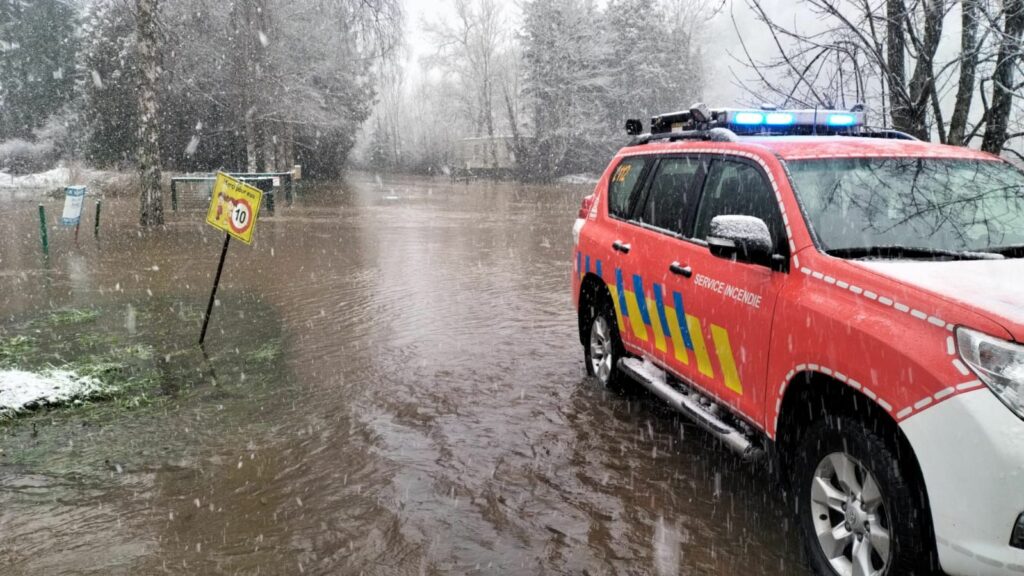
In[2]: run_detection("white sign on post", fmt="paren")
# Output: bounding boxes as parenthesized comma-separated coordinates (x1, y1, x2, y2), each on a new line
(61, 186, 87, 226)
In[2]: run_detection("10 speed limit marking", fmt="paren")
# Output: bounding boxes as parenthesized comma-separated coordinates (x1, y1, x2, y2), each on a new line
(229, 199, 254, 236)
(200, 173, 265, 345)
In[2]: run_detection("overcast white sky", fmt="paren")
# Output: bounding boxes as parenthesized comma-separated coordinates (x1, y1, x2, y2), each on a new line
(398, 0, 791, 107)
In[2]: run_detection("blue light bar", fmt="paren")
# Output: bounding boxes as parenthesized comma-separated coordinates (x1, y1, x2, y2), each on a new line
(827, 113, 857, 127)
(733, 112, 764, 125)
(765, 112, 795, 126)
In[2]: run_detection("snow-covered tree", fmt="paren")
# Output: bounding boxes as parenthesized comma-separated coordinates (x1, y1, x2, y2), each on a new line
(519, 0, 709, 180)
(521, 0, 608, 179)
(136, 0, 163, 226)
(0, 0, 77, 140)
(77, 0, 138, 167)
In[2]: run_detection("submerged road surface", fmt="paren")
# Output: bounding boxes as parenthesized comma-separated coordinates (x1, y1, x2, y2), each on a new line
(0, 173, 807, 574)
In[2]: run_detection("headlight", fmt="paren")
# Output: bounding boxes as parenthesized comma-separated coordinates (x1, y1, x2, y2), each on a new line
(957, 327, 1024, 419)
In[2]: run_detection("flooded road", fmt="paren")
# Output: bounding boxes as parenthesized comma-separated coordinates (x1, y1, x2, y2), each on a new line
(0, 173, 807, 575)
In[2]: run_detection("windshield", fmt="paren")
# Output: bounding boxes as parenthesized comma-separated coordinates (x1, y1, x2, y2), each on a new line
(787, 157, 1024, 257)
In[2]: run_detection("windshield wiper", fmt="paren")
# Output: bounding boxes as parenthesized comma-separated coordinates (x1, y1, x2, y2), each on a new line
(826, 245, 1004, 261)
(986, 244, 1024, 258)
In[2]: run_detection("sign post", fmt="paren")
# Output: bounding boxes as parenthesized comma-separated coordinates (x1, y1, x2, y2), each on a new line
(199, 172, 264, 346)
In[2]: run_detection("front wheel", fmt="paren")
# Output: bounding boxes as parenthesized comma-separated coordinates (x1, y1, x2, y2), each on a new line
(583, 297, 625, 387)
(793, 417, 933, 576)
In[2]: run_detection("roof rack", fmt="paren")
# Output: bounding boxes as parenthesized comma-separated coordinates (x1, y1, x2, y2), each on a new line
(630, 128, 739, 146)
(848, 127, 919, 141)
(626, 103, 876, 145)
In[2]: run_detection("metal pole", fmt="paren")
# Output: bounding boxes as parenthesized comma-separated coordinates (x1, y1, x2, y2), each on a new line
(37, 204, 48, 255)
(94, 200, 102, 238)
(171, 181, 178, 211)
(199, 233, 231, 346)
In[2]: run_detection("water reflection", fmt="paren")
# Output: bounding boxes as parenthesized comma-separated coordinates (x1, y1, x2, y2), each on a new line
(0, 173, 806, 574)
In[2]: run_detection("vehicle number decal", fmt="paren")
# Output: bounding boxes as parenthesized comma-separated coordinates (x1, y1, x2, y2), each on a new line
(612, 164, 633, 183)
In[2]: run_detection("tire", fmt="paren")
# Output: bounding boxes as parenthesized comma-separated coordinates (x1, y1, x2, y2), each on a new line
(582, 293, 626, 387)
(792, 416, 933, 576)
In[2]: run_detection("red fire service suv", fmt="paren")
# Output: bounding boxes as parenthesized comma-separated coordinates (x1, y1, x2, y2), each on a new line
(572, 104, 1024, 576)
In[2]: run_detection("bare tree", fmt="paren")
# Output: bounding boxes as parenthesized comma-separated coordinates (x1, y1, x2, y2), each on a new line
(734, 0, 1024, 154)
(948, 0, 982, 145)
(425, 0, 505, 170)
(981, 0, 1024, 153)
(136, 0, 162, 227)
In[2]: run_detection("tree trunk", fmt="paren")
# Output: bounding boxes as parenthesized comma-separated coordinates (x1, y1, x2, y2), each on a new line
(886, 0, 917, 136)
(982, 0, 1024, 153)
(285, 123, 296, 169)
(262, 123, 276, 172)
(245, 108, 258, 173)
(136, 0, 163, 227)
(503, 83, 521, 176)
(948, 0, 981, 145)
(905, 0, 944, 141)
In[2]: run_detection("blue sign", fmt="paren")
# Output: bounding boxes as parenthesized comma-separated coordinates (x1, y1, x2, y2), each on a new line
(61, 186, 87, 226)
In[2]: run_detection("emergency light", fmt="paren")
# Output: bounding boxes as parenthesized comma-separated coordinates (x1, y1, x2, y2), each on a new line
(642, 105, 867, 137)
(717, 108, 865, 133)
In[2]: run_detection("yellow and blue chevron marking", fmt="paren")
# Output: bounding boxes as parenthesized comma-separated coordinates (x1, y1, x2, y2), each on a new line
(577, 251, 743, 395)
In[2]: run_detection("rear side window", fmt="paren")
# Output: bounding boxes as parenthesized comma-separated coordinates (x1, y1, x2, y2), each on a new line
(639, 157, 702, 236)
(608, 157, 648, 219)
(693, 159, 788, 255)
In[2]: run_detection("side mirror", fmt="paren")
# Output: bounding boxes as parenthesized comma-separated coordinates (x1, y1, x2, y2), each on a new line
(707, 215, 775, 265)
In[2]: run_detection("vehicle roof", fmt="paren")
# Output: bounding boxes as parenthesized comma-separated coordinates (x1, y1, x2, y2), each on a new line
(627, 136, 1002, 162)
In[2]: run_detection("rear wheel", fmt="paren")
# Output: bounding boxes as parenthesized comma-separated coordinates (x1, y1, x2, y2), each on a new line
(793, 417, 933, 576)
(583, 296, 625, 387)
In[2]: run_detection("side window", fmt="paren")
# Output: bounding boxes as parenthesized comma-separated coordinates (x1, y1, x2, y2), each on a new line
(694, 160, 788, 255)
(638, 157, 702, 236)
(608, 157, 648, 219)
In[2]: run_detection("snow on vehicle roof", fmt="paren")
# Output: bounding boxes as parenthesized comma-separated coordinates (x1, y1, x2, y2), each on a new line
(624, 136, 1001, 162)
(740, 136, 999, 161)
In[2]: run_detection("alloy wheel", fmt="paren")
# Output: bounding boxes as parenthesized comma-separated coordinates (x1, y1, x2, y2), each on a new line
(810, 452, 893, 576)
(589, 315, 614, 384)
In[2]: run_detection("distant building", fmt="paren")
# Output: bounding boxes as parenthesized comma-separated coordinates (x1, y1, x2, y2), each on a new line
(453, 135, 531, 179)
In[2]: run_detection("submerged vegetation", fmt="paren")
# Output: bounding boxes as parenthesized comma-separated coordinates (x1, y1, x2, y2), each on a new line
(0, 302, 285, 424)
(44, 308, 101, 327)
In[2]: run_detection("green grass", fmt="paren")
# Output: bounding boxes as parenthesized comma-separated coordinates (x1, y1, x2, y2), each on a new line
(1, 299, 286, 428)
(44, 309, 101, 327)
(0, 336, 35, 366)
(246, 340, 281, 363)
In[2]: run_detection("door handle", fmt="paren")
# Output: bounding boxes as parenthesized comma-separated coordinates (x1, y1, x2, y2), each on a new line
(612, 241, 631, 254)
(669, 262, 693, 278)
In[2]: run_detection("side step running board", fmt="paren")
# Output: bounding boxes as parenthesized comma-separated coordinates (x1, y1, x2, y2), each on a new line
(619, 358, 764, 461)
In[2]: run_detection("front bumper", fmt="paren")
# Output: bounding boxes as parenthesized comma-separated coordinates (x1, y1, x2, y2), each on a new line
(900, 389, 1024, 575)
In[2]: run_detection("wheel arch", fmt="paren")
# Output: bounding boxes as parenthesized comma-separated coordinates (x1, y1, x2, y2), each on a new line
(577, 273, 610, 346)
(775, 370, 938, 563)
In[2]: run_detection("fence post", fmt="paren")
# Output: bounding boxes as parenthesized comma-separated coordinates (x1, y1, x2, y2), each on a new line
(94, 200, 102, 238)
(37, 204, 49, 255)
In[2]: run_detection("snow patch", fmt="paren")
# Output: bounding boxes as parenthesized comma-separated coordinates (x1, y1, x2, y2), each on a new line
(0, 369, 103, 418)
(0, 166, 124, 194)
(556, 173, 600, 185)
(855, 259, 1024, 339)
(710, 214, 769, 238)
(0, 166, 74, 188)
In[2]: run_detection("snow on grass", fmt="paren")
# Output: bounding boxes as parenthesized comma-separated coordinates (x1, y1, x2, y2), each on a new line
(0, 167, 73, 188)
(0, 369, 103, 418)
(0, 166, 121, 190)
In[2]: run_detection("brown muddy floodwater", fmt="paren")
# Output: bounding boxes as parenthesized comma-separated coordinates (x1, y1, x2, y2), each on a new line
(0, 173, 807, 575)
